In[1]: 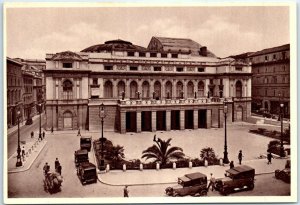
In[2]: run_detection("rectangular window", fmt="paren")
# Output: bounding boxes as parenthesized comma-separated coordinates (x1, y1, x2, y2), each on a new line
(154, 67, 161, 71)
(92, 78, 98, 85)
(172, 53, 178, 58)
(150, 53, 157, 57)
(235, 67, 242, 71)
(104, 65, 113, 70)
(176, 67, 183, 72)
(127, 52, 135, 57)
(63, 62, 72, 68)
(130, 66, 138, 71)
(265, 56, 268, 61)
(161, 53, 167, 58)
(198, 67, 205, 72)
(273, 54, 277, 60)
(282, 52, 286, 60)
(139, 52, 146, 57)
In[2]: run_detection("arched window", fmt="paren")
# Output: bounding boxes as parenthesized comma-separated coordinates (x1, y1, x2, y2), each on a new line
(165, 81, 172, 99)
(117, 81, 125, 98)
(130, 81, 138, 99)
(187, 81, 194, 98)
(176, 81, 183, 98)
(198, 81, 205, 97)
(154, 81, 161, 99)
(142, 81, 150, 99)
(235, 81, 242, 98)
(104, 80, 113, 98)
(63, 79, 73, 100)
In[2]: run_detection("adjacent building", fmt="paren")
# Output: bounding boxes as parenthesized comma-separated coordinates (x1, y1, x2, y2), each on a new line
(44, 37, 252, 132)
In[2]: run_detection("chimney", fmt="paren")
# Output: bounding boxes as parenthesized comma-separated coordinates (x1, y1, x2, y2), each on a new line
(200, 46, 207, 56)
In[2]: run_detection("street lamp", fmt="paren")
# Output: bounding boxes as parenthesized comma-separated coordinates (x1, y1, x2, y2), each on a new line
(16, 109, 22, 167)
(99, 103, 107, 169)
(280, 103, 285, 157)
(38, 103, 42, 141)
(223, 100, 230, 164)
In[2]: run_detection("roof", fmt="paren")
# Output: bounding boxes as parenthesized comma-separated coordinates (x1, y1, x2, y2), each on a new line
(185, 172, 207, 180)
(148, 36, 217, 57)
(51, 51, 83, 61)
(80, 136, 92, 139)
(249, 44, 290, 57)
(227, 165, 255, 175)
(79, 162, 96, 169)
(7, 57, 24, 66)
(75, 149, 88, 155)
(81, 39, 147, 53)
(179, 176, 190, 182)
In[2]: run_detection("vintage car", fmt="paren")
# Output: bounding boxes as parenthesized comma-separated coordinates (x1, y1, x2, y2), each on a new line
(77, 162, 97, 185)
(214, 165, 255, 195)
(165, 172, 208, 197)
(80, 136, 92, 152)
(74, 149, 89, 167)
(275, 160, 290, 183)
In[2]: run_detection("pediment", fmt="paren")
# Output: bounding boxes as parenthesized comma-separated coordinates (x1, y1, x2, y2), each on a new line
(51, 51, 82, 61)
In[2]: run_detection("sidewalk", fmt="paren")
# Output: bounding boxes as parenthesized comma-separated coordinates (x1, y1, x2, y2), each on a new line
(8, 137, 47, 173)
(98, 158, 288, 186)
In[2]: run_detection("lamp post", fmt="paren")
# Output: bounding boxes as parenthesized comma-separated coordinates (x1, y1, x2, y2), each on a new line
(280, 103, 285, 157)
(38, 103, 42, 141)
(16, 109, 22, 167)
(99, 103, 107, 169)
(223, 100, 230, 164)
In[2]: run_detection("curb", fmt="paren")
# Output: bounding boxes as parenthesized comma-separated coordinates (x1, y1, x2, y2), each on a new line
(8, 140, 47, 174)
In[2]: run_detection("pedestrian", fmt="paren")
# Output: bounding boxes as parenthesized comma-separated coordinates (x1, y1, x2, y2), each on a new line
(21, 146, 25, 159)
(43, 162, 50, 175)
(267, 152, 273, 164)
(55, 158, 60, 170)
(51, 127, 54, 134)
(31, 131, 34, 138)
(57, 164, 62, 175)
(43, 131, 45, 139)
(77, 128, 81, 136)
(123, 185, 129, 197)
(230, 161, 234, 169)
(207, 173, 216, 191)
(238, 150, 243, 165)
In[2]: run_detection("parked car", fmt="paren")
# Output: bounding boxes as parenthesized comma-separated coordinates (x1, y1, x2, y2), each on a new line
(214, 165, 255, 195)
(77, 162, 97, 185)
(275, 160, 290, 183)
(74, 149, 89, 167)
(80, 136, 92, 152)
(165, 172, 208, 197)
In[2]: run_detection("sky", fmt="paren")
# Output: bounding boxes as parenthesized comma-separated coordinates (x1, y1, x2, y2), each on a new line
(5, 5, 290, 59)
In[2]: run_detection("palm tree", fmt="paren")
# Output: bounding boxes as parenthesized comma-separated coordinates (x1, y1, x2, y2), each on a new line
(106, 145, 125, 168)
(142, 136, 185, 165)
(200, 147, 217, 165)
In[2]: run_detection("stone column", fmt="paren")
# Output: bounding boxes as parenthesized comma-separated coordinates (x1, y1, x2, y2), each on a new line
(247, 78, 252, 97)
(205, 79, 210, 97)
(206, 109, 211, 128)
(193, 109, 198, 129)
(136, 111, 141, 133)
(180, 109, 185, 130)
(120, 111, 126, 134)
(151, 110, 156, 132)
(166, 110, 171, 131)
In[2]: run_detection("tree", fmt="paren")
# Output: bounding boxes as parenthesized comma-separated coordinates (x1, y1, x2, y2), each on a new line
(141, 137, 185, 166)
(200, 147, 217, 165)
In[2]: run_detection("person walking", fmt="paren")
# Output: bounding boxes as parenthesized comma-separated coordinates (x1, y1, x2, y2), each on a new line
(238, 150, 243, 165)
(21, 146, 25, 160)
(43, 162, 50, 175)
(230, 161, 234, 169)
(207, 173, 216, 191)
(77, 128, 81, 136)
(267, 152, 273, 164)
(123, 185, 129, 197)
(43, 131, 45, 139)
(51, 127, 54, 134)
(55, 158, 60, 171)
(31, 131, 34, 138)
(57, 164, 62, 175)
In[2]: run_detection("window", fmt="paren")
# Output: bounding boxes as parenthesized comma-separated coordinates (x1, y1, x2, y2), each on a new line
(220, 79, 223, 85)
(63, 62, 72, 68)
(264, 77, 268, 84)
(104, 65, 113, 70)
(282, 52, 286, 60)
(273, 54, 277, 60)
(171, 53, 178, 58)
(198, 67, 205, 72)
(150, 53, 157, 57)
(130, 66, 138, 71)
(63, 80, 73, 100)
(92, 78, 98, 85)
(235, 67, 242, 71)
(139, 52, 146, 57)
(210, 79, 213, 84)
(265, 56, 268, 61)
(127, 51, 134, 57)
(154, 67, 161, 71)
(161, 53, 167, 58)
(176, 67, 183, 72)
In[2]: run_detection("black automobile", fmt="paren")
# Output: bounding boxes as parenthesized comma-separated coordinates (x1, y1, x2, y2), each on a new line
(77, 162, 97, 185)
(80, 136, 92, 152)
(74, 149, 89, 167)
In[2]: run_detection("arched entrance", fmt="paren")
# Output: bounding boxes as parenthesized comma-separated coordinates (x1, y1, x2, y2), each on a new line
(104, 80, 113, 98)
(235, 81, 242, 98)
(63, 111, 73, 129)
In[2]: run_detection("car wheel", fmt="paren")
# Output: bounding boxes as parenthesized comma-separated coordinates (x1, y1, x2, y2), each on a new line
(222, 188, 231, 196)
(248, 183, 254, 190)
(200, 190, 207, 196)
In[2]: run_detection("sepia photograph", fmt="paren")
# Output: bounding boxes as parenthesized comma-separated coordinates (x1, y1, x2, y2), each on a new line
(3, 2, 297, 204)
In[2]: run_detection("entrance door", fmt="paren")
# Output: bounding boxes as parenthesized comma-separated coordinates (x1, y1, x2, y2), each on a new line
(63, 111, 73, 129)
(126, 112, 137, 132)
(236, 107, 243, 121)
(185, 110, 194, 129)
(171, 110, 180, 130)
(156, 111, 166, 131)
(198, 110, 207, 128)
(141, 111, 152, 131)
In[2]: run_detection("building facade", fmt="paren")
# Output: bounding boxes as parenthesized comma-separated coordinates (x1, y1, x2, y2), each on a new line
(44, 37, 252, 133)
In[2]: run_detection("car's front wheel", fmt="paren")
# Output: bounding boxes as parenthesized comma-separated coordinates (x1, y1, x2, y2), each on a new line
(248, 183, 254, 190)
(199, 190, 207, 196)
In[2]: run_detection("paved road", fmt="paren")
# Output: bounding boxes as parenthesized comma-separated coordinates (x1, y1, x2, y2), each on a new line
(7, 113, 46, 159)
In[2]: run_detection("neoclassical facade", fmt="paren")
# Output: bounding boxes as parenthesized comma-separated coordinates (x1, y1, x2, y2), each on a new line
(44, 37, 252, 133)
